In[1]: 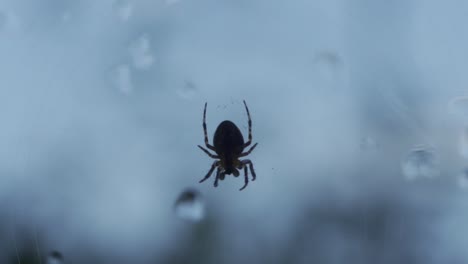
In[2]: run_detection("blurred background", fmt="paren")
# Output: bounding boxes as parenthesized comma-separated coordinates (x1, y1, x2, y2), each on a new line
(1, 0, 468, 263)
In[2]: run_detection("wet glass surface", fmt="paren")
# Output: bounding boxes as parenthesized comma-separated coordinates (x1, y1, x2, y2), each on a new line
(1, 1, 468, 263)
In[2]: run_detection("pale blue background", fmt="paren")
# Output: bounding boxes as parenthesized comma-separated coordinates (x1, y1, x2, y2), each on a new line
(1, 0, 468, 263)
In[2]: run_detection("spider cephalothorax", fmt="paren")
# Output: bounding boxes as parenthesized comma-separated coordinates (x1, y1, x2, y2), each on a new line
(197, 100, 258, 191)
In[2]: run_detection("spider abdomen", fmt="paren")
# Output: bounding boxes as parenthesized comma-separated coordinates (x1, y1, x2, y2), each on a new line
(213, 120, 245, 157)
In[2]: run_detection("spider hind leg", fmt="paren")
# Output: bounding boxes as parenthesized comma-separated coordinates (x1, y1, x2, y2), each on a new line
(239, 164, 249, 191)
(242, 159, 256, 182)
(214, 167, 224, 187)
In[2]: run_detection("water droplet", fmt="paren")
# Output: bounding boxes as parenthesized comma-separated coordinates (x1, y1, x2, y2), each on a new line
(0, 11, 21, 31)
(313, 51, 342, 84)
(110, 64, 133, 94)
(113, 0, 133, 21)
(401, 146, 439, 181)
(448, 96, 468, 120)
(47, 251, 64, 264)
(61, 11, 72, 22)
(176, 80, 197, 100)
(129, 34, 154, 70)
(0, 11, 7, 30)
(457, 168, 468, 190)
(174, 188, 205, 222)
(360, 136, 378, 151)
(458, 127, 468, 159)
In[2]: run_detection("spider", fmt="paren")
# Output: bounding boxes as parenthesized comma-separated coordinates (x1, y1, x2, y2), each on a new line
(198, 100, 258, 191)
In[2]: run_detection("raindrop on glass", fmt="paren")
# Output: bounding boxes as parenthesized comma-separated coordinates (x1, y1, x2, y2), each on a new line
(312, 51, 342, 84)
(360, 136, 378, 151)
(448, 96, 468, 120)
(110, 64, 133, 94)
(457, 168, 468, 190)
(0, 11, 21, 31)
(174, 188, 205, 222)
(458, 127, 468, 159)
(129, 34, 154, 70)
(47, 251, 64, 264)
(0, 11, 7, 30)
(61, 11, 72, 22)
(113, 0, 133, 21)
(176, 80, 197, 100)
(401, 146, 439, 181)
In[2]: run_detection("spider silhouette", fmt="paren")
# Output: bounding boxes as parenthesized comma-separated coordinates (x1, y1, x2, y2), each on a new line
(198, 100, 258, 191)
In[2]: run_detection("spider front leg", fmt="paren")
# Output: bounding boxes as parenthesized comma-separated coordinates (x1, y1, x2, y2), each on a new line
(199, 160, 219, 183)
(202, 102, 216, 151)
(239, 143, 258, 157)
(242, 100, 253, 148)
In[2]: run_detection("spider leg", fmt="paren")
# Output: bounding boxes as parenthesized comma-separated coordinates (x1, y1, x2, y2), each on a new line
(214, 167, 223, 187)
(199, 161, 219, 183)
(202, 102, 216, 151)
(242, 159, 256, 181)
(242, 100, 253, 148)
(239, 164, 249, 191)
(198, 145, 219, 159)
(239, 142, 258, 157)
